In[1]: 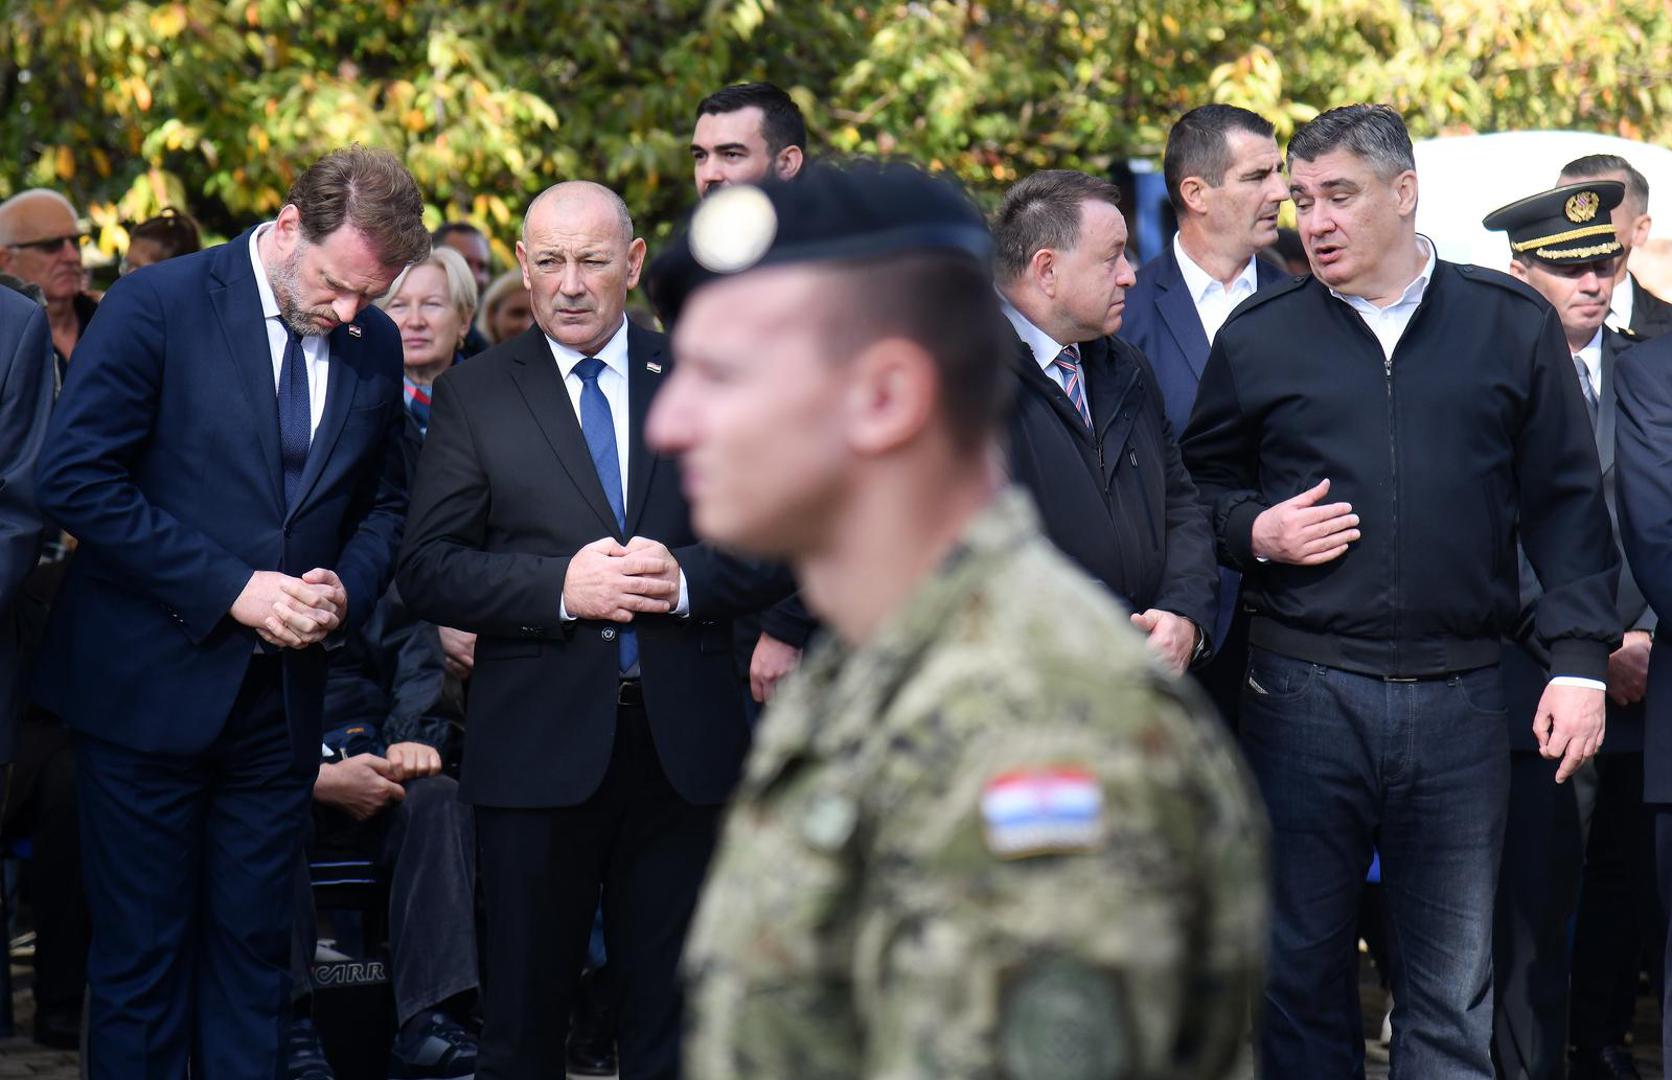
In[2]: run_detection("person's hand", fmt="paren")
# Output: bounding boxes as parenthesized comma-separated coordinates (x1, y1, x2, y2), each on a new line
(384, 741, 442, 782)
(231, 571, 340, 649)
(562, 537, 678, 622)
(749, 632, 803, 704)
(625, 536, 682, 605)
(1130, 609, 1198, 675)
(438, 626, 477, 681)
(313, 754, 405, 821)
(1250, 479, 1360, 566)
(1607, 630, 1652, 707)
(1532, 682, 1607, 783)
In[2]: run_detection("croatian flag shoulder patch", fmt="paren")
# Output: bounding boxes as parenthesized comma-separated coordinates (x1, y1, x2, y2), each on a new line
(980, 766, 1106, 859)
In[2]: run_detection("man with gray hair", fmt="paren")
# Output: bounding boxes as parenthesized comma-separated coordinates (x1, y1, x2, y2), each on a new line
(397, 180, 793, 1079)
(1560, 153, 1672, 338)
(0, 188, 98, 372)
(992, 169, 1218, 677)
(1183, 103, 1621, 1077)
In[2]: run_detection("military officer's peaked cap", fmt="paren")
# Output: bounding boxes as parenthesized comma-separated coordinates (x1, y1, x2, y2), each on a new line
(648, 159, 993, 324)
(1482, 180, 1625, 265)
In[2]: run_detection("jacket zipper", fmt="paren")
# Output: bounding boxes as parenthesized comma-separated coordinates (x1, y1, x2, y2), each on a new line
(1385, 353, 1400, 674)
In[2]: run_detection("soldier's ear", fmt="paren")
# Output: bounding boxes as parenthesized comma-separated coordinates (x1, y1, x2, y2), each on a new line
(844, 336, 935, 456)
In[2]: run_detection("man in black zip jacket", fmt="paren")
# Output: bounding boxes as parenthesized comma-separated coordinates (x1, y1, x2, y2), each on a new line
(1182, 104, 1621, 1079)
(992, 170, 1218, 675)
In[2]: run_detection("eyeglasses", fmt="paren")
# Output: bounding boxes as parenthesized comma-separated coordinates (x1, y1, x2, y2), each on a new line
(6, 233, 87, 254)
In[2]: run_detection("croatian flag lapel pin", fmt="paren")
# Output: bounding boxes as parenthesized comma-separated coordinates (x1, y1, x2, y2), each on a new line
(647, 361, 662, 374)
(347, 324, 362, 338)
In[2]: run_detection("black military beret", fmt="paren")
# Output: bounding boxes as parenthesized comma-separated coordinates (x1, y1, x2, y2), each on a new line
(1482, 180, 1625, 265)
(647, 159, 993, 325)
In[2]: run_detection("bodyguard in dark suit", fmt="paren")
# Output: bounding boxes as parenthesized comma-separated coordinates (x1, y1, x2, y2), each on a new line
(1120, 103, 1288, 719)
(397, 181, 790, 1080)
(0, 284, 54, 755)
(991, 170, 1217, 674)
(1613, 322, 1672, 1080)
(32, 147, 425, 1078)
(1482, 181, 1654, 1080)
(1559, 153, 1672, 340)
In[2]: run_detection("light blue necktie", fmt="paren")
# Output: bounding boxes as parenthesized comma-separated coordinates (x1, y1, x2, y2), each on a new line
(574, 357, 637, 674)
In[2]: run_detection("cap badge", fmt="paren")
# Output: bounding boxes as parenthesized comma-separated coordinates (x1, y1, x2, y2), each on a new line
(689, 185, 778, 274)
(1565, 191, 1601, 224)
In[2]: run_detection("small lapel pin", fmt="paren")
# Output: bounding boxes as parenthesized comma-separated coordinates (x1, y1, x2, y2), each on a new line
(347, 324, 362, 338)
(646, 361, 662, 374)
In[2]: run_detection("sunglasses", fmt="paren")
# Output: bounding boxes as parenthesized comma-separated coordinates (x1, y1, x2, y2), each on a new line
(7, 233, 87, 254)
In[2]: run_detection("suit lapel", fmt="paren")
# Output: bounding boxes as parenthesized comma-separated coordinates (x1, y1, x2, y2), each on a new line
(1152, 249, 1212, 379)
(624, 323, 664, 532)
(286, 327, 361, 522)
(208, 230, 284, 511)
(506, 328, 620, 537)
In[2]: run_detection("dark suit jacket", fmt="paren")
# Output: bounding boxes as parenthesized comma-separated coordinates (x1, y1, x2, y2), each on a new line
(0, 288, 55, 759)
(31, 229, 409, 769)
(1630, 272, 1672, 339)
(1614, 330, 1672, 799)
(1119, 240, 1290, 436)
(1004, 330, 1217, 639)
(1507, 327, 1652, 753)
(395, 322, 793, 809)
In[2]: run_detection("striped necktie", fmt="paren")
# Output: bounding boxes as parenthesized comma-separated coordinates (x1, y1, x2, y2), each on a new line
(1051, 344, 1091, 429)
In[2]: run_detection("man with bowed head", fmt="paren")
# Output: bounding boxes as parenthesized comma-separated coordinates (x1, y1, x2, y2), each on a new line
(32, 145, 424, 1077)
(397, 180, 792, 1079)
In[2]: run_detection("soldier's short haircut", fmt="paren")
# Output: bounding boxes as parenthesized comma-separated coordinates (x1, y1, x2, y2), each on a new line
(1560, 154, 1651, 215)
(431, 221, 485, 245)
(286, 144, 431, 268)
(820, 252, 1013, 451)
(1163, 104, 1276, 212)
(991, 170, 1122, 283)
(696, 82, 807, 156)
(1287, 104, 1415, 182)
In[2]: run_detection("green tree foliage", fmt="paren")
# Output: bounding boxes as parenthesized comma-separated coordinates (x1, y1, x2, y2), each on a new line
(4, 0, 1670, 260)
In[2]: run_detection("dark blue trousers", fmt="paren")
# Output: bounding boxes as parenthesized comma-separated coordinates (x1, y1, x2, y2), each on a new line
(1239, 649, 1510, 1080)
(77, 656, 314, 1079)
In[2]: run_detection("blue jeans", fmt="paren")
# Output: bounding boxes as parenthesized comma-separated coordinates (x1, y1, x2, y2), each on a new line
(1240, 648, 1510, 1080)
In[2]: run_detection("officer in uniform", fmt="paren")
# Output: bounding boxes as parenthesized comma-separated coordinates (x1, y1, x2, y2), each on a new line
(1481, 181, 1654, 1080)
(643, 161, 1268, 1079)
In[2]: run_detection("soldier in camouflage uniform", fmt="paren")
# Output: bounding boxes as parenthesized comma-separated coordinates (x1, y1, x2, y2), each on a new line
(645, 161, 1268, 1080)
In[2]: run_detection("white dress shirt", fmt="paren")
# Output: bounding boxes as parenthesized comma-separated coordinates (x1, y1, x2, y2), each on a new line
(1573, 326, 1603, 402)
(1000, 298, 1087, 410)
(1607, 273, 1636, 333)
(249, 225, 330, 438)
(1327, 235, 1437, 362)
(549, 318, 688, 620)
(1173, 234, 1259, 345)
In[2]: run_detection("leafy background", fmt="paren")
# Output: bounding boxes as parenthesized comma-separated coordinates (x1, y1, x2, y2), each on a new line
(4, 0, 1670, 266)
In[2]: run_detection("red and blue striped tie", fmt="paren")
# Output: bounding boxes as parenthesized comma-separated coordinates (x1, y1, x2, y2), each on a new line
(1051, 344, 1091, 429)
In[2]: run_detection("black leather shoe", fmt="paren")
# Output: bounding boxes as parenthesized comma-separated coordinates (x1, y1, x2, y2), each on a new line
(567, 965, 618, 1077)
(1570, 1044, 1643, 1080)
(566, 1033, 618, 1077)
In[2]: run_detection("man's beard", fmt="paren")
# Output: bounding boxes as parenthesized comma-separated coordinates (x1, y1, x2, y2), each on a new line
(270, 244, 334, 337)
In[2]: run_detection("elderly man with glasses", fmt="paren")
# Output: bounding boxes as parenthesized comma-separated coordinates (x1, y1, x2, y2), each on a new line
(0, 190, 96, 374)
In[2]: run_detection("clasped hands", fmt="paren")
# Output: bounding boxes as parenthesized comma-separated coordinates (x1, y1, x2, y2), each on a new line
(563, 536, 681, 622)
(231, 568, 347, 648)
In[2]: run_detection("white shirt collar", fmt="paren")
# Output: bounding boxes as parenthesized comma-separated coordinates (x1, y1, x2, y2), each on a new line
(1610, 273, 1636, 331)
(1328, 234, 1437, 312)
(1172, 233, 1259, 305)
(248, 224, 281, 322)
(546, 317, 631, 380)
(998, 294, 1072, 375)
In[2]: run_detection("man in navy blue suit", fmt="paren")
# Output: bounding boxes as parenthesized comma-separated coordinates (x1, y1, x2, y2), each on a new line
(1613, 322, 1672, 1080)
(32, 146, 428, 1078)
(1120, 103, 1289, 722)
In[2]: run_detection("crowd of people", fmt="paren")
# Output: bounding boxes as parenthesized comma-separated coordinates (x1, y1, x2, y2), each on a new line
(0, 77, 1669, 1080)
